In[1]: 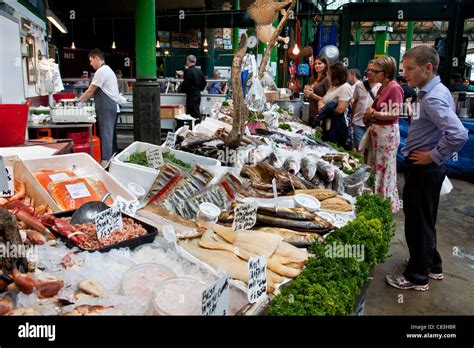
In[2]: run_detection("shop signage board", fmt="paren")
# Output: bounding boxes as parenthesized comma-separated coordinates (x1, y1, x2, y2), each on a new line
(0, 156, 14, 196)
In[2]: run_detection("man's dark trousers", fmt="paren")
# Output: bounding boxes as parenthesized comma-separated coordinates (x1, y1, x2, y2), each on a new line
(403, 158, 446, 285)
(186, 96, 202, 124)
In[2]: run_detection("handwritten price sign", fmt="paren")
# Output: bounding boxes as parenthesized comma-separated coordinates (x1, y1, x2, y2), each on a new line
(232, 203, 258, 231)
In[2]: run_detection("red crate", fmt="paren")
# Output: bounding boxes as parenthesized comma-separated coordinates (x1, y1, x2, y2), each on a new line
(0, 104, 29, 147)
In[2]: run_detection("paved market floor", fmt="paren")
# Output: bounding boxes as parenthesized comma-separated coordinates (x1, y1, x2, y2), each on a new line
(364, 175, 474, 315)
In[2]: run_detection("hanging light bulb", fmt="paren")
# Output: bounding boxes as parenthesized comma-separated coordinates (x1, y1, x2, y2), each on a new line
(164, 50, 169, 56)
(71, 41, 76, 49)
(292, 43, 300, 56)
(203, 38, 208, 47)
(111, 18, 116, 50)
(156, 40, 160, 48)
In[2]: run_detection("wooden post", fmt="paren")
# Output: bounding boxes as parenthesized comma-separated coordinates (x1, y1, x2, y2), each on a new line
(225, 34, 249, 149)
(258, 0, 296, 79)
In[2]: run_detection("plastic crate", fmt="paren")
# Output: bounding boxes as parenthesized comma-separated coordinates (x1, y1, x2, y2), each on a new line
(0, 104, 29, 147)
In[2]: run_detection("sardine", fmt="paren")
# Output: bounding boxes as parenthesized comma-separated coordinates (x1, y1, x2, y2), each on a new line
(256, 213, 333, 232)
(257, 207, 316, 221)
(301, 157, 317, 181)
(268, 152, 285, 169)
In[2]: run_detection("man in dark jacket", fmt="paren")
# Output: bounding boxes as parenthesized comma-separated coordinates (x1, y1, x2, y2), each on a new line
(180, 55, 207, 123)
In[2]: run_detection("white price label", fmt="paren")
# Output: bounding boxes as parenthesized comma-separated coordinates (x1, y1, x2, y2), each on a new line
(272, 178, 278, 200)
(202, 275, 230, 316)
(165, 132, 177, 149)
(65, 182, 91, 200)
(247, 256, 267, 303)
(114, 196, 139, 217)
(95, 205, 123, 240)
(232, 203, 258, 231)
(48, 173, 70, 182)
(0, 164, 14, 198)
(269, 113, 279, 129)
(146, 147, 164, 169)
(245, 126, 251, 137)
(0, 156, 8, 192)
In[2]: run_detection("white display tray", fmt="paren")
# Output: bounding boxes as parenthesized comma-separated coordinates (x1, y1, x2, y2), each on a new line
(22, 153, 136, 211)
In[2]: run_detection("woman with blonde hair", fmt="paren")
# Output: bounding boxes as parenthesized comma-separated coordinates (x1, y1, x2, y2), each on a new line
(364, 56, 404, 213)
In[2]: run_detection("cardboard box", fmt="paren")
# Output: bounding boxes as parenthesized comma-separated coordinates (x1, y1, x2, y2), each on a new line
(161, 104, 185, 119)
(265, 91, 280, 103)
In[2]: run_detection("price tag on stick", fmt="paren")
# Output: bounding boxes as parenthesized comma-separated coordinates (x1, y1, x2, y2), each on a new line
(146, 147, 164, 169)
(0, 156, 10, 193)
(247, 256, 267, 303)
(165, 132, 177, 149)
(114, 196, 139, 217)
(0, 158, 14, 197)
(95, 206, 123, 240)
(232, 203, 258, 231)
(202, 275, 230, 316)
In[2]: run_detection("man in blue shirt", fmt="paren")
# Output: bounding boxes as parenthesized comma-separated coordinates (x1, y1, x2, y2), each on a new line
(386, 45, 468, 291)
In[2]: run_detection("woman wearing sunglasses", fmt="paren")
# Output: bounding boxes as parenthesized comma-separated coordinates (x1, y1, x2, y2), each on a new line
(364, 56, 404, 213)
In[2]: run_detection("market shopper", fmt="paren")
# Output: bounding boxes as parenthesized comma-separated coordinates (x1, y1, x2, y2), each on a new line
(351, 61, 381, 151)
(180, 55, 207, 123)
(79, 49, 120, 161)
(207, 69, 227, 94)
(315, 61, 352, 148)
(304, 55, 330, 127)
(363, 56, 403, 213)
(386, 45, 468, 291)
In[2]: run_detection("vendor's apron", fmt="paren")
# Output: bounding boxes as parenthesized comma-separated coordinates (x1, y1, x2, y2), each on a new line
(94, 87, 118, 161)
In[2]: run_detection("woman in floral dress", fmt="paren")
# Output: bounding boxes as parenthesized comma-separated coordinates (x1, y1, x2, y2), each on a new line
(364, 56, 404, 213)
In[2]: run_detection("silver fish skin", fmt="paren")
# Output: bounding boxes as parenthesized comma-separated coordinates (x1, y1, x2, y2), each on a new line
(301, 157, 317, 181)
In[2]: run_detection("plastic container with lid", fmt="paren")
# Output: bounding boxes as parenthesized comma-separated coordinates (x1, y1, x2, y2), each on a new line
(196, 202, 221, 223)
(152, 277, 207, 315)
(294, 194, 320, 212)
(127, 182, 146, 200)
(121, 263, 176, 300)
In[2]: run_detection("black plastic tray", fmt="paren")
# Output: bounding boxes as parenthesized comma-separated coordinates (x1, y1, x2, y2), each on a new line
(49, 210, 158, 253)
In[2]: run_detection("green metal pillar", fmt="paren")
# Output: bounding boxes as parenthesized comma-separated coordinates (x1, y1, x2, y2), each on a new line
(354, 22, 362, 70)
(270, 16, 279, 85)
(405, 21, 414, 51)
(133, 0, 161, 145)
(373, 21, 390, 58)
(135, 0, 157, 79)
(233, 0, 240, 54)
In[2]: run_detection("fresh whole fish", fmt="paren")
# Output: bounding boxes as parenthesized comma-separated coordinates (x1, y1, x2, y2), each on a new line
(268, 152, 285, 169)
(301, 157, 317, 181)
(316, 160, 336, 183)
(180, 134, 213, 148)
(256, 213, 333, 232)
(283, 157, 301, 175)
(257, 227, 324, 245)
(257, 207, 316, 221)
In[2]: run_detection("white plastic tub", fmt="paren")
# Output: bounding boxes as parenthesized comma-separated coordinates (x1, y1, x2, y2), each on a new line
(23, 153, 137, 211)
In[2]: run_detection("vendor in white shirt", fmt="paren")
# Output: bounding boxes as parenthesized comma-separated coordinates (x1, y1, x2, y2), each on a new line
(79, 48, 120, 161)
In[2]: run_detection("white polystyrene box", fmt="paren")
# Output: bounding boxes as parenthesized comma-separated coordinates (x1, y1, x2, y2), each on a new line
(22, 153, 137, 211)
(111, 141, 221, 195)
